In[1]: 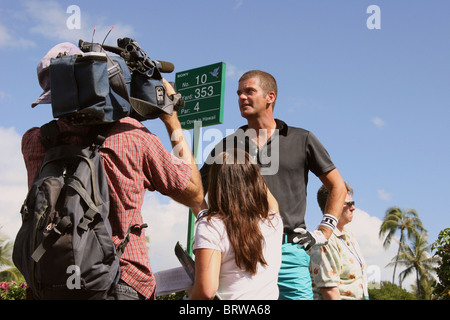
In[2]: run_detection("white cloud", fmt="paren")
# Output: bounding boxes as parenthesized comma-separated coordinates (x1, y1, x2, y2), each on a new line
(377, 188, 392, 201)
(371, 116, 386, 127)
(234, 0, 244, 10)
(226, 63, 245, 81)
(347, 209, 393, 266)
(0, 0, 136, 49)
(0, 127, 28, 239)
(23, 0, 136, 45)
(142, 193, 191, 273)
(0, 22, 36, 48)
(347, 208, 415, 288)
(0, 91, 13, 101)
(2, 1, 136, 49)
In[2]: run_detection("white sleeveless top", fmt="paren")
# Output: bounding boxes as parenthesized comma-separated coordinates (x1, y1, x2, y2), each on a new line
(193, 212, 283, 300)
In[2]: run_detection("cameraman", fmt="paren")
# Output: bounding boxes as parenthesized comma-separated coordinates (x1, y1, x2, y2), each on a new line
(22, 42, 206, 299)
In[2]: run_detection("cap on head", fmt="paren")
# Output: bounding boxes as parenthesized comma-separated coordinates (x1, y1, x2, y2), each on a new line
(31, 42, 82, 108)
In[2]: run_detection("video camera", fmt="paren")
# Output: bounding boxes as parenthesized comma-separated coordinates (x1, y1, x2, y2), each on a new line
(71, 37, 184, 123)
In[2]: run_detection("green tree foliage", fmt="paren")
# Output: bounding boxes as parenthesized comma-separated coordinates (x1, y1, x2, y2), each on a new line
(368, 281, 417, 300)
(379, 207, 425, 284)
(156, 290, 187, 300)
(432, 228, 450, 300)
(0, 234, 23, 282)
(388, 232, 439, 299)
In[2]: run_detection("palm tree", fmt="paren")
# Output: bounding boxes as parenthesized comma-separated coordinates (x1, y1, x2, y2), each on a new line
(379, 207, 425, 284)
(388, 232, 439, 299)
(0, 235, 23, 282)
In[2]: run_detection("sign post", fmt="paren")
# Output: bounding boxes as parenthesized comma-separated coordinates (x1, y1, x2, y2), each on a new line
(175, 62, 226, 256)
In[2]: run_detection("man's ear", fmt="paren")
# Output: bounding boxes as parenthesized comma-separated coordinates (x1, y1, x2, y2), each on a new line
(265, 91, 276, 106)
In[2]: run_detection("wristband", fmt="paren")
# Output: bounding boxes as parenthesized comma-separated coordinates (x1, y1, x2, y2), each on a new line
(319, 213, 338, 231)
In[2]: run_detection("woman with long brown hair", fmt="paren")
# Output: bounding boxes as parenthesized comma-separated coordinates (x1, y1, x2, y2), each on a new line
(190, 149, 283, 300)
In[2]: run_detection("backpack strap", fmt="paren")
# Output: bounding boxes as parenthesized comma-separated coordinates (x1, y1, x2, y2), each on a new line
(31, 215, 73, 262)
(39, 120, 60, 149)
(68, 177, 101, 232)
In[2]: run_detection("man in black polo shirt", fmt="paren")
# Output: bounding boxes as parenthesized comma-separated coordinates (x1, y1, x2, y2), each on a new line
(200, 70, 347, 300)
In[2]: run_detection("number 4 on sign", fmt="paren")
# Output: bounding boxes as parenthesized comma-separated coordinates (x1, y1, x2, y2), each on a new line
(194, 102, 200, 112)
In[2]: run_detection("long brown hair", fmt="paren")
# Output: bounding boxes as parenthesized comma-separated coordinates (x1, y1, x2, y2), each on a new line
(203, 149, 270, 275)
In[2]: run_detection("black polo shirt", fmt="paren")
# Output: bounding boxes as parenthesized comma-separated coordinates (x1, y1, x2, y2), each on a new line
(200, 119, 335, 233)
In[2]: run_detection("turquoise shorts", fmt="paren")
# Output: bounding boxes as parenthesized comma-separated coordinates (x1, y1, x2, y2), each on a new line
(277, 243, 313, 300)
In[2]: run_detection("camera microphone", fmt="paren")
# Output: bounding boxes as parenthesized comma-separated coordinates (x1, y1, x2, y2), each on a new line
(79, 38, 175, 73)
(154, 60, 174, 73)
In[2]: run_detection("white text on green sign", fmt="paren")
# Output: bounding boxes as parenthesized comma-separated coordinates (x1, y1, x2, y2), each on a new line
(175, 62, 226, 129)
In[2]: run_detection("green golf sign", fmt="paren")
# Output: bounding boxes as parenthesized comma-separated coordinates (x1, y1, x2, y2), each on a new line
(175, 62, 226, 256)
(175, 62, 226, 130)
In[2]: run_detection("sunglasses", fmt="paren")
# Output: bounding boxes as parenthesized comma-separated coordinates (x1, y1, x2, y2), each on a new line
(344, 201, 355, 207)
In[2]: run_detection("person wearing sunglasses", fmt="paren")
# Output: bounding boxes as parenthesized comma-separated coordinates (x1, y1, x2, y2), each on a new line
(309, 182, 369, 300)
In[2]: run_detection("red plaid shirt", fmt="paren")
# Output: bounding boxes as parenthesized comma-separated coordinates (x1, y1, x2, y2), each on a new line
(21, 117, 192, 299)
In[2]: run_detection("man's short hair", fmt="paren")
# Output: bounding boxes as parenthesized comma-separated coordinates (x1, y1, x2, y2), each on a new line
(317, 182, 354, 214)
(239, 70, 278, 109)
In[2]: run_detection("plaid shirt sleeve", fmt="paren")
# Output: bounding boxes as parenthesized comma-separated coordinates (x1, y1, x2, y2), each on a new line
(22, 127, 46, 188)
(21, 117, 192, 299)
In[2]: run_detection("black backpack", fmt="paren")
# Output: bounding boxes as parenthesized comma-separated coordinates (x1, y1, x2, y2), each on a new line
(12, 121, 145, 299)
(13, 38, 161, 299)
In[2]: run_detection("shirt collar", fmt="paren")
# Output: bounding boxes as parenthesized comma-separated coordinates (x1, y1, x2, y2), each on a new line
(333, 228, 346, 238)
(238, 119, 288, 136)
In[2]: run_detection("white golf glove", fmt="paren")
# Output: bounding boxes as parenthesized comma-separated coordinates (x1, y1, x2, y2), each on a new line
(292, 228, 328, 251)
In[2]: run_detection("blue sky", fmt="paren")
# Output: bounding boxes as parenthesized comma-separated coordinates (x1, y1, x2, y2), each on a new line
(1, 0, 449, 289)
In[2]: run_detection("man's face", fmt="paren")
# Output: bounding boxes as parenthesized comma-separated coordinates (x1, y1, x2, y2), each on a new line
(237, 77, 274, 119)
(340, 194, 356, 226)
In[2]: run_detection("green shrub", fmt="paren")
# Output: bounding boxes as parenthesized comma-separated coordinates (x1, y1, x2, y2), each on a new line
(368, 281, 417, 300)
(0, 281, 28, 300)
(432, 228, 450, 300)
